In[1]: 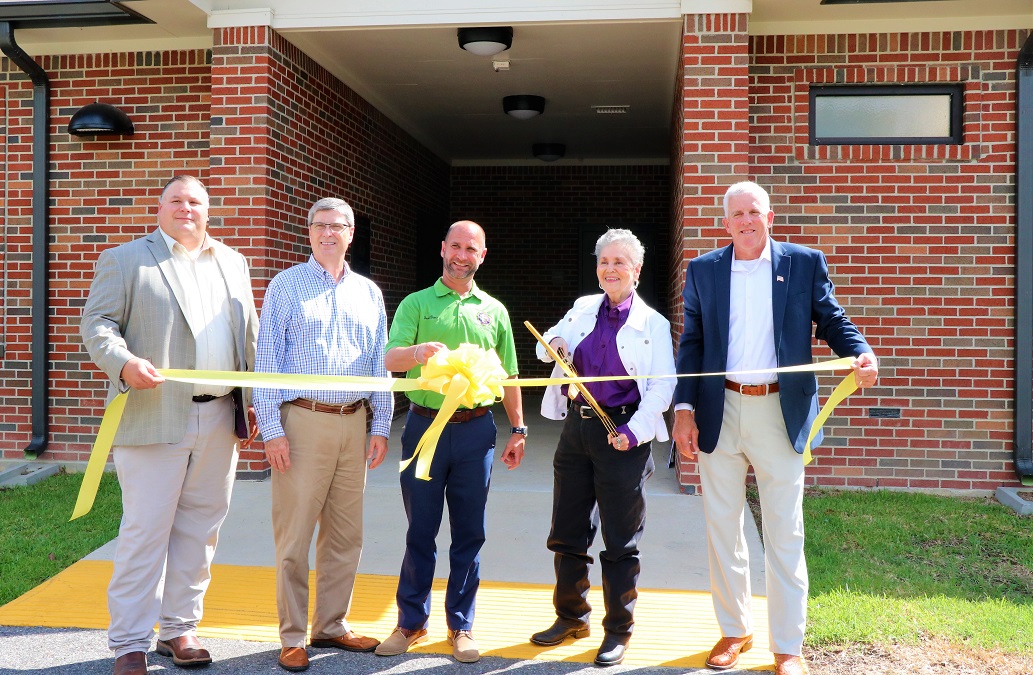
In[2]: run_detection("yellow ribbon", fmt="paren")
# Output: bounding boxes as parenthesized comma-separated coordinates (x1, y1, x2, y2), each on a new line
(71, 350, 859, 520)
(398, 344, 509, 481)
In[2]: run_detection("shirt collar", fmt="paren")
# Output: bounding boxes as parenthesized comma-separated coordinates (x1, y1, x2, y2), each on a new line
(731, 238, 772, 270)
(602, 292, 634, 314)
(158, 227, 212, 258)
(306, 255, 350, 283)
(434, 277, 483, 300)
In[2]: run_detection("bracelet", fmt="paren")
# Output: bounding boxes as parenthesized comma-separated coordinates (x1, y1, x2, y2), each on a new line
(415, 344, 423, 364)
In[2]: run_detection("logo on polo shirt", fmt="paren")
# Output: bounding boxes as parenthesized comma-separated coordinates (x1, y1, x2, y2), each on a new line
(476, 311, 492, 326)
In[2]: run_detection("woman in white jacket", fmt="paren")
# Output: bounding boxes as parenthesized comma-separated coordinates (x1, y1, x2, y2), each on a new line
(529, 229, 675, 667)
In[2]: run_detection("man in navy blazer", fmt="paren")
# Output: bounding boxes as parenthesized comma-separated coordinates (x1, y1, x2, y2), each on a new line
(672, 181, 878, 675)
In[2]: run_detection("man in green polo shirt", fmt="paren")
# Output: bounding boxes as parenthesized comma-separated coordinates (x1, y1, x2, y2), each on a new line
(376, 220, 526, 664)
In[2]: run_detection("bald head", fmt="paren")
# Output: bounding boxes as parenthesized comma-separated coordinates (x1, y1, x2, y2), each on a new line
(445, 220, 485, 245)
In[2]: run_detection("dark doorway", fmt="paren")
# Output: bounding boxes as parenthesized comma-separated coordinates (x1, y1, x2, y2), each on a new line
(350, 214, 371, 277)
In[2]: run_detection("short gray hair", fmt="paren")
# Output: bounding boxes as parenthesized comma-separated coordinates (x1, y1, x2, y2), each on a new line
(594, 228, 644, 267)
(307, 198, 355, 227)
(723, 181, 770, 216)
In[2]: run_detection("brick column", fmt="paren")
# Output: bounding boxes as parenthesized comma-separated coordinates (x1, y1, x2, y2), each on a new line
(209, 26, 290, 478)
(672, 13, 751, 492)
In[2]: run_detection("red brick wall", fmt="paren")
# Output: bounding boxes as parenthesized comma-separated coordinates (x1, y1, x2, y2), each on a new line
(450, 165, 670, 380)
(0, 50, 212, 462)
(673, 20, 1027, 492)
(210, 27, 450, 315)
(672, 14, 752, 493)
(210, 27, 450, 474)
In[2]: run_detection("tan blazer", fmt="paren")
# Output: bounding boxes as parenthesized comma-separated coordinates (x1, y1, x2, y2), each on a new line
(81, 230, 258, 446)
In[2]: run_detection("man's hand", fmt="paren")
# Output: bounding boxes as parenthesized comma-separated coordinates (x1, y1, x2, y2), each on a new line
(367, 435, 388, 469)
(672, 408, 700, 460)
(852, 352, 879, 389)
(265, 436, 291, 474)
(500, 434, 525, 470)
(119, 357, 164, 390)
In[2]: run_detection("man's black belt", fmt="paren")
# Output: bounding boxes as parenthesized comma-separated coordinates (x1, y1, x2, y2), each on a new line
(409, 402, 490, 424)
(192, 394, 229, 403)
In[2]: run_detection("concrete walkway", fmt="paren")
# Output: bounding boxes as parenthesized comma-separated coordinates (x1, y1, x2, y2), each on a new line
(1, 400, 769, 673)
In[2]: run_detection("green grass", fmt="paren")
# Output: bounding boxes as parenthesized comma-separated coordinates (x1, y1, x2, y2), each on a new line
(804, 488, 1033, 653)
(0, 470, 122, 606)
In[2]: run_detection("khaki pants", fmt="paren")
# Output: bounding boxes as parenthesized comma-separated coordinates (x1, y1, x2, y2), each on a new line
(272, 404, 368, 647)
(699, 389, 808, 656)
(107, 396, 238, 657)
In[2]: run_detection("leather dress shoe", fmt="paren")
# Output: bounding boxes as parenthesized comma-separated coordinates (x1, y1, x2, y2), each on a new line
(706, 635, 754, 670)
(278, 647, 309, 672)
(113, 651, 147, 675)
(155, 635, 212, 667)
(309, 631, 380, 652)
(775, 653, 809, 675)
(530, 620, 591, 646)
(594, 634, 629, 667)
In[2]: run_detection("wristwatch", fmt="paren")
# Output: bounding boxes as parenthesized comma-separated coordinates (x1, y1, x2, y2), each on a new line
(511, 426, 528, 437)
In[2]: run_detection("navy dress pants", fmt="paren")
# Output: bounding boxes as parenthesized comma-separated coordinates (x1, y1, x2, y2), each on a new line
(395, 409, 496, 632)
(547, 410, 654, 638)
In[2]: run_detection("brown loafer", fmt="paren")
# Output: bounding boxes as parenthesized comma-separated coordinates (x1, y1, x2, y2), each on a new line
(310, 631, 380, 653)
(155, 635, 213, 667)
(113, 651, 147, 675)
(775, 653, 809, 675)
(705, 635, 754, 670)
(278, 647, 309, 672)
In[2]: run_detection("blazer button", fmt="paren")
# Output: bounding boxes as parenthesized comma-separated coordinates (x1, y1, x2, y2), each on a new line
(645, 340, 650, 344)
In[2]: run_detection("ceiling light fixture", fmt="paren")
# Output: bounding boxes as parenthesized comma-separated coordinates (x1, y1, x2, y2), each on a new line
(67, 102, 135, 136)
(503, 95, 545, 120)
(458, 26, 513, 57)
(533, 143, 565, 162)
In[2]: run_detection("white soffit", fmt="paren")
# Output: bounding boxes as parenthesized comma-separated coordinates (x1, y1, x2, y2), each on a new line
(201, 0, 686, 28)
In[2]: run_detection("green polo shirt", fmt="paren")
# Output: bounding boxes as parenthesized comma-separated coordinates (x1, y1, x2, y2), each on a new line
(387, 278, 518, 409)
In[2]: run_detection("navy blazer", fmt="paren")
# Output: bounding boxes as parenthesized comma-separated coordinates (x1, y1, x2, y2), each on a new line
(674, 239, 870, 454)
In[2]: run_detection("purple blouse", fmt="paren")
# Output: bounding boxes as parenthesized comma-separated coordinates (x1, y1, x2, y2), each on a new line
(564, 294, 641, 447)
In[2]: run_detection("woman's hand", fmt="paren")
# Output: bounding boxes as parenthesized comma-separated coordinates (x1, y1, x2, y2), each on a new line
(548, 336, 570, 362)
(609, 432, 631, 452)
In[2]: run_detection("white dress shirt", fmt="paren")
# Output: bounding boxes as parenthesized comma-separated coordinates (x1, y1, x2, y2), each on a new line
(159, 228, 236, 397)
(726, 239, 777, 385)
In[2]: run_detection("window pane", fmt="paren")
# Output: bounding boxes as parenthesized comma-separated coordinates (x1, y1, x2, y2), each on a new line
(814, 94, 953, 139)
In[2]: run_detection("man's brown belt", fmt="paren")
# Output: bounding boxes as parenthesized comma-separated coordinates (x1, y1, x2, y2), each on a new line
(289, 398, 364, 415)
(724, 380, 779, 396)
(409, 402, 490, 424)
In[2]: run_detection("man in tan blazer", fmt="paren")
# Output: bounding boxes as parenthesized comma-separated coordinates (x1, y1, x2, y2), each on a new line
(81, 175, 258, 675)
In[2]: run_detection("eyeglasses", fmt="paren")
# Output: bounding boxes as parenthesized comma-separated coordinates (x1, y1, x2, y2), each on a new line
(310, 222, 352, 234)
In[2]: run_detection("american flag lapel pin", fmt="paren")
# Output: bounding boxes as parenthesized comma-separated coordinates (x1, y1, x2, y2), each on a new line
(777, 275, 785, 282)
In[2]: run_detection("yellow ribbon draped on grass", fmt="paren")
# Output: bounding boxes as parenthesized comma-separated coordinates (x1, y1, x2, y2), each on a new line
(70, 350, 858, 520)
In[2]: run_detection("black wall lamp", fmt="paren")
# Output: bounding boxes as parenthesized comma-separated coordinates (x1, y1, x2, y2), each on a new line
(458, 27, 513, 56)
(503, 95, 545, 120)
(68, 102, 134, 136)
(533, 143, 565, 162)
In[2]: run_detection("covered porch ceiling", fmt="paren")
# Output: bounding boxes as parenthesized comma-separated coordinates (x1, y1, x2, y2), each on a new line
(3, 0, 1029, 164)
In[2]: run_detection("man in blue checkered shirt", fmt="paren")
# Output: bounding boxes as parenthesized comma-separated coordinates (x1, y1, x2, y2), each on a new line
(254, 198, 391, 673)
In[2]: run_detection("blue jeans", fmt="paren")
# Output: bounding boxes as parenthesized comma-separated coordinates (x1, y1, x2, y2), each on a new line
(395, 409, 496, 631)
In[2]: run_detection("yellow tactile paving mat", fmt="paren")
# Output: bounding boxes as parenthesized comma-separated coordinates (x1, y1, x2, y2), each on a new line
(0, 560, 775, 670)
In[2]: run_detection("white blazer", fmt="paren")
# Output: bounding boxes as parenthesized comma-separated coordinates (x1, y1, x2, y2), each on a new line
(537, 293, 676, 444)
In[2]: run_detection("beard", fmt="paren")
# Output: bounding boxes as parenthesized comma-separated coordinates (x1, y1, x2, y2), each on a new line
(444, 258, 479, 280)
